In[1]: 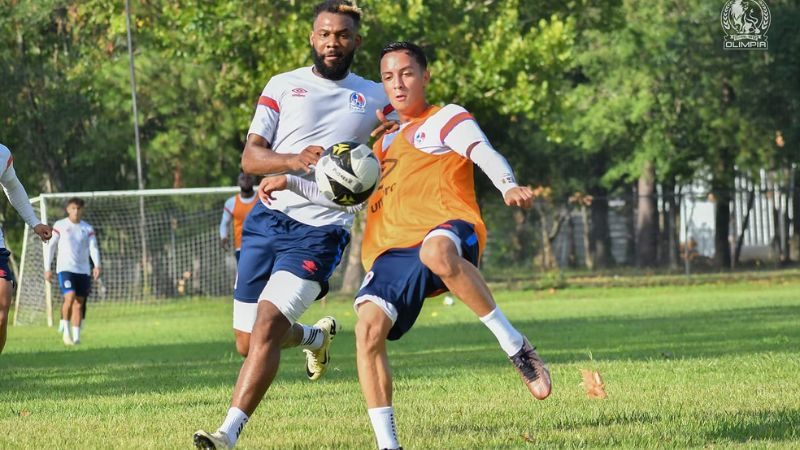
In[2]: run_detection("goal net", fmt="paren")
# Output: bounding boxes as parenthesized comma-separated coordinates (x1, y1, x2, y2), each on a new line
(13, 187, 240, 326)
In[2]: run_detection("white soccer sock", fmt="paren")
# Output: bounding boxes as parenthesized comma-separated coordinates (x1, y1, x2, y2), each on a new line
(368, 406, 400, 450)
(62, 321, 71, 338)
(72, 326, 81, 343)
(480, 307, 524, 356)
(218, 407, 248, 446)
(59, 319, 68, 333)
(299, 324, 324, 351)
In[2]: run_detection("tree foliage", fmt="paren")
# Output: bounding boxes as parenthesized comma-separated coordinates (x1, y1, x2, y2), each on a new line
(1, 0, 797, 267)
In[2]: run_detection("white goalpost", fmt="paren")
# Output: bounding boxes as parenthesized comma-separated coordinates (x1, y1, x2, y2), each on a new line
(13, 187, 239, 326)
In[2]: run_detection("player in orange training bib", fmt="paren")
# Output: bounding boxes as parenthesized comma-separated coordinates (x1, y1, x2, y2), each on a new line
(351, 41, 552, 450)
(220, 173, 259, 263)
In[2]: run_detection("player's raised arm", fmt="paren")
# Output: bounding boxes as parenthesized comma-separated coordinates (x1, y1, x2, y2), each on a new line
(438, 107, 533, 209)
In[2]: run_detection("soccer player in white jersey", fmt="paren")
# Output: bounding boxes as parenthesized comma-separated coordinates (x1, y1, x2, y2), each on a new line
(44, 197, 101, 346)
(193, 2, 394, 448)
(0, 144, 52, 355)
(219, 173, 258, 264)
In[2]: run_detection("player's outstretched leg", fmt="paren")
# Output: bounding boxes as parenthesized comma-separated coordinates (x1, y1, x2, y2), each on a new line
(419, 235, 552, 400)
(304, 316, 340, 380)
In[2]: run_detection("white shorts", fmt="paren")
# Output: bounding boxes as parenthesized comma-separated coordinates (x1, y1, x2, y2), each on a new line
(232, 270, 321, 332)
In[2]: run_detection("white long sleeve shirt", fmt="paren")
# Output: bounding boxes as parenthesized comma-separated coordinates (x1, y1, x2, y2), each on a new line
(0, 144, 42, 249)
(45, 218, 100, 275)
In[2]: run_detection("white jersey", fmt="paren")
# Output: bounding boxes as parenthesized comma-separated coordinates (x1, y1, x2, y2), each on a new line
(248, 66, 393, 227)
(45, 218, 100, 275)
(0, 144, 42, 249)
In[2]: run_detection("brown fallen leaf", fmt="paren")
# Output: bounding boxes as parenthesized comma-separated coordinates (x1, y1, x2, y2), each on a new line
(521, 432, 534, 443)
(19, 409, 31, 417)
(581, 369, 608, 399)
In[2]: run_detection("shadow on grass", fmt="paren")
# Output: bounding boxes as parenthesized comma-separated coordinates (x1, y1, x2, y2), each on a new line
(707, 408, 800, 443)
(390, 303, 800, 368)
(0, 341, 313, 402)
(1, 303, 797, 402)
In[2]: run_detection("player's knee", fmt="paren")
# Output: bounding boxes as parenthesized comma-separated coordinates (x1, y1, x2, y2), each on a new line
(250, 310, 289, 350)
(355, 318, 386, 354)
(420, 239, 459, 278)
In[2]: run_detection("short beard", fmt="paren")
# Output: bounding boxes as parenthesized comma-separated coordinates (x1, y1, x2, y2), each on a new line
(311, 48, 355, 80)
(240, 187, 254, 195)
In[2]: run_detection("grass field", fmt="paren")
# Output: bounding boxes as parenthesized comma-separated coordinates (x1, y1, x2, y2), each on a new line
(1, 279, 799, 449)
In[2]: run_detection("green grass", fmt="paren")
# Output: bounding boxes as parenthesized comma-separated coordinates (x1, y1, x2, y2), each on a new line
(1, 280, 799, 449)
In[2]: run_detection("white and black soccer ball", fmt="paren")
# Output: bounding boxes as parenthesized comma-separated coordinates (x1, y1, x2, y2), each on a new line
(315, 141, 381, 206)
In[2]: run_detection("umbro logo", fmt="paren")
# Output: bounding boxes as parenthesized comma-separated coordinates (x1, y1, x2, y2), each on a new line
(291, 88, 308, 97)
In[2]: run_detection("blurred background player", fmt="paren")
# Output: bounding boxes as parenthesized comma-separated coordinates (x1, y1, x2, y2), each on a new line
(193, 1, 395, 449)
(219, 173, 259, 262)
(0, 143, 52, 355)
(45, 197, 101, 346)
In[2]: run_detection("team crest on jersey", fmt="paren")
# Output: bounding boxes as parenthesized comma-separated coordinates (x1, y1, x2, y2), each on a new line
(414, 131, 426, 146)
(291, 88, 308, 97)
(349, 92, 366, 113)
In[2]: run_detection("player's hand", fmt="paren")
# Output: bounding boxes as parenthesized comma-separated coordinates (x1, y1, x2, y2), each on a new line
(258, 175, 288, 205)
(92, 267, 102, 281)
(370, 108, 399, 138)
(289, 146, 324, 174)
(44, 271, 54, 283)
(220, 237, 229, 250)
(33, 224, 52, 241)
(504, 186, 535, 209)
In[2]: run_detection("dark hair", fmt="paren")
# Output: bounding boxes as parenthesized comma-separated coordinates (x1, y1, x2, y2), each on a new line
(313, 0, 362, 28)
(380, 41, 428, 69)
(66, 197, 85, 208)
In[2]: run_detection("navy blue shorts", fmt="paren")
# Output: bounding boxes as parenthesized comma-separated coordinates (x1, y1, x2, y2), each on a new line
(356, 220, 480, 341)
(58, 271, 92, 298)
(235, 250, 241, 263)
(0, 248, 15, 285)
(234, 202, 350, 304)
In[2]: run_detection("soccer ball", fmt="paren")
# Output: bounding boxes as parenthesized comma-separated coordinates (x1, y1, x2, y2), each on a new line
(315, 141, 381, 206)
